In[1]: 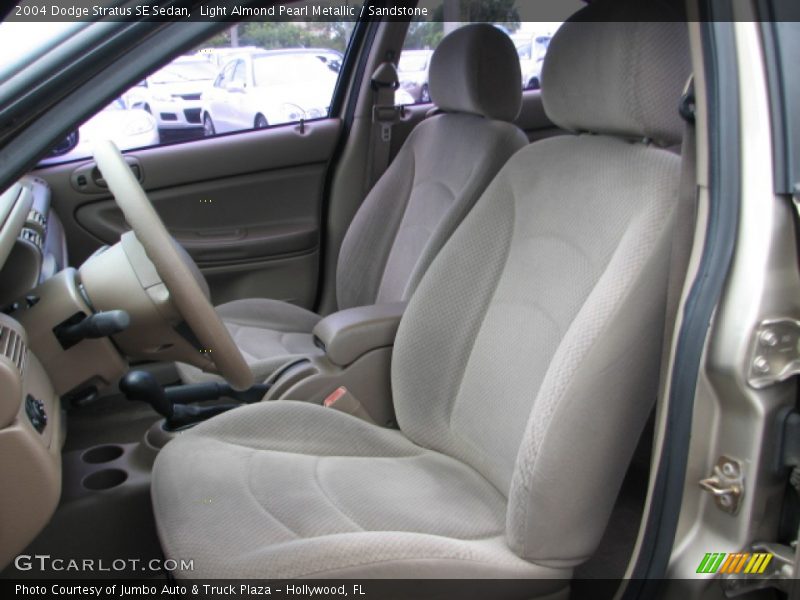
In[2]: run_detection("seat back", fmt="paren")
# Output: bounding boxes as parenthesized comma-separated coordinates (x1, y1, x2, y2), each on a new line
(335, 24, 527, 309)
(392, 0, 691, 566)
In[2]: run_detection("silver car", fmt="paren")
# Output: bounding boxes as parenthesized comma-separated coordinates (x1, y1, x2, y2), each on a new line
(201, 51, 337, 134)
(398, 49, 433, 103)
(124, 56, 217, 140)
(512, 33, 552, 90)
(38, 99, 158, 165)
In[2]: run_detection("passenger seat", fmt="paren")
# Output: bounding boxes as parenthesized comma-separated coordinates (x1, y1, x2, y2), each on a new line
(178, 24, 528, 384)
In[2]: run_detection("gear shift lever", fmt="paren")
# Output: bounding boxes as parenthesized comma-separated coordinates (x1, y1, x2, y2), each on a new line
(119, 370, 173, 418)
(119, 370, 270, 430)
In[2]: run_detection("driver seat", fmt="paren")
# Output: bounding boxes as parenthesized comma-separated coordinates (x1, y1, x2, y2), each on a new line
(152, 0, 690, 586)
(177, 24, 528, 384)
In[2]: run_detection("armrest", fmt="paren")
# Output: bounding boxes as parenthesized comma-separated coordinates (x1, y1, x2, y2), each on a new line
(312, 302, 406, 367)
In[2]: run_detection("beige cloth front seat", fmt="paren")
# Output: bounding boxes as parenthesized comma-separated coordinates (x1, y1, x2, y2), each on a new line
(153, 1, 691, 586)
(177, 24, 528, 384)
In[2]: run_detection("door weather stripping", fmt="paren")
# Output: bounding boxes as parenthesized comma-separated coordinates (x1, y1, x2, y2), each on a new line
(747, 319, 800, 388)
(699, 456, 744, 515)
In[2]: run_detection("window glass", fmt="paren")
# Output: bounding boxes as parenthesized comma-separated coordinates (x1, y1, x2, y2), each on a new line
(253, 54, 334, 87)
(149, 58, 217, 86)
(0, 21, 82, 81)
(37, 97, 160, 167)
(397, 0, 568, 105)
(512, 30, 558, 90)
(231, 60, 247, 86)
(216, 61, 235, 89)
(35, 1, 360, 165)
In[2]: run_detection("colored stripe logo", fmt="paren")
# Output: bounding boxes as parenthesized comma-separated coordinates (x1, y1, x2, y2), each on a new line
(696, 552, 773, 574)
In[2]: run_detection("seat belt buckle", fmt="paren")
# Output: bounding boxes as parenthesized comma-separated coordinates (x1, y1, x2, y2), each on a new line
(323, 386, 376, 424)
(373, 105, 400, 142)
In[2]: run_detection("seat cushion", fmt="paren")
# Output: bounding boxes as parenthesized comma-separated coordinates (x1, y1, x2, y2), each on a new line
(152, 401, 570, 583)
(176, 298, 323, 384)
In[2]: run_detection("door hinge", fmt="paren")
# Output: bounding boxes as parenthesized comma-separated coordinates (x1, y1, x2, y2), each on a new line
(719, 542, 795, 597)
(699, 456, 744, 515)
(747, 319, 800, 389)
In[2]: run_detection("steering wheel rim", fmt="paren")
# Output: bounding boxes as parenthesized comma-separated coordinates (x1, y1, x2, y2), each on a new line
(92, 140, 254, 390)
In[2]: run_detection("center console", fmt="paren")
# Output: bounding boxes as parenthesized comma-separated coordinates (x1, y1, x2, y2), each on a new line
(262, 302, 406, 426)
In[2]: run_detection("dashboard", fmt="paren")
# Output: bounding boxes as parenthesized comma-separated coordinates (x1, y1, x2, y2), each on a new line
(0, 173, 220, 567)
(0, 177, 67, 568)
(0, 173, 179, 568)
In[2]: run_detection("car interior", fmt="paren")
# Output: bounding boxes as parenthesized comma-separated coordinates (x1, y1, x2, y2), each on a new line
(0, 0, 702, 595)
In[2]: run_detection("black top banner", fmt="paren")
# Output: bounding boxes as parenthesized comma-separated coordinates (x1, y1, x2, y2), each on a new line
(5, 0, 799, 23)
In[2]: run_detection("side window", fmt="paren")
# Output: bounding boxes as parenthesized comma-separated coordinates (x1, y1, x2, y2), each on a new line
(215, 62, 235, 89)
(37, 2, 358, 166)
(515, 32, 557, 91)
(396, 0, 564, 105)
(231, 60, 247, 88)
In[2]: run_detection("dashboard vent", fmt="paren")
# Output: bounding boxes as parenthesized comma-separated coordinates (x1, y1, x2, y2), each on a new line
(20, 228, 43, 250)
(0, 325, 26, 376)
(27, 208, 47, 229)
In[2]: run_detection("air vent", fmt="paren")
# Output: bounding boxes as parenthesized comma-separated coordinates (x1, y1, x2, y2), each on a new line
(0, 325, 26, 376)
(20, 228, 43, 250)
(27, 208, 47, 229)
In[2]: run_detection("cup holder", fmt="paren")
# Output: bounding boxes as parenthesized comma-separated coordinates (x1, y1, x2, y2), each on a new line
(81, 444, 124, 464)
(82, 469, 128, 491)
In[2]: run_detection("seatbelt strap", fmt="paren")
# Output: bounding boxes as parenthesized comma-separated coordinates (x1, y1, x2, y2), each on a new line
(657, 77, 698, 397)
(366, 61, 400, 192)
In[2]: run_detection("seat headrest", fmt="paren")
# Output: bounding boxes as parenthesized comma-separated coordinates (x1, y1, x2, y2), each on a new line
(429, 23, 522, 122)
(541, 0, 691, 146)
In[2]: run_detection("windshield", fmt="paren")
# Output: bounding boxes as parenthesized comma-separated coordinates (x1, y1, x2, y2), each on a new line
(253, 55, 330, 87)
(0, 22, 83, 81)
(150, 61, 217, 84)
(399, 54, 429, 72)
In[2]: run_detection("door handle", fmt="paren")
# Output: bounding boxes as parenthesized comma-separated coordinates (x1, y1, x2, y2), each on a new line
(92, 163, 141, 187)
(71, 156, 143, 193)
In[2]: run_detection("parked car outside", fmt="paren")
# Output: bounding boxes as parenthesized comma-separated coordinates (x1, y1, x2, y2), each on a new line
(394, 87, 415, 106)
(196, 46, 262, 69)
(201, 51, 337, 134)
(123, 55, 217, 141)
(198, 46, 343, 73)
(512, 32, 553, 90)
(398, 49, 433, 103)
(38, 98, 158, 165)
(287, 47, 344, 72)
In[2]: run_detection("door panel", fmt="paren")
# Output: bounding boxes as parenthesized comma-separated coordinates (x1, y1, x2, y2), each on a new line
(34, 118, 341, 307)
(73, 166, 322, 263)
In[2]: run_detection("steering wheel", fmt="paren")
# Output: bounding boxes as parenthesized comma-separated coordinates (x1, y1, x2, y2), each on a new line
(92, 140, 254, 390)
